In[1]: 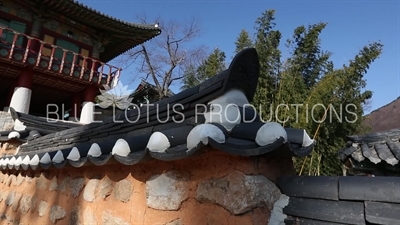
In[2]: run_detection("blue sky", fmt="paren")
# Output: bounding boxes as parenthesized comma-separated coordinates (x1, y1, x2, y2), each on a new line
(80, 0, 399, 113)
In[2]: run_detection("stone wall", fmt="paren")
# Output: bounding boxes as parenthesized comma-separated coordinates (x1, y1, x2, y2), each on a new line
(0, 111, 13, 131)
(0, 149, 295, 225)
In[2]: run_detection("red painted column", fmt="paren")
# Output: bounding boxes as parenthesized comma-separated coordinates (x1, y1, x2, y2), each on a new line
(84, 85, 98, 102)
(8, 68, 33, 113)
(16, 68, 33, 89)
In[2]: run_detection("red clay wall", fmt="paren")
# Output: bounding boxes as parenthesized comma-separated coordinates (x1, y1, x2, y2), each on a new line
(0, 149, 295, 225)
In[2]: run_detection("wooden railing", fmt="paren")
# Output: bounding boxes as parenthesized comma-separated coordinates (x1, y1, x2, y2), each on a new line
(0, 27, 121, 86)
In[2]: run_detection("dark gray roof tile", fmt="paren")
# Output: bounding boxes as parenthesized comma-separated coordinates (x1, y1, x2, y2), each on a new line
(387, 140, 400, 160)
(279, 175, 400, 225)
(365, 201, 400, 225)
(375, 142, 399, 165)
(283, 197, 365, 225)
(351, 148, 365, 162)
(293, 218, 348, 225)
(339, 176, 400, 203)
(278, 176, 339, 200)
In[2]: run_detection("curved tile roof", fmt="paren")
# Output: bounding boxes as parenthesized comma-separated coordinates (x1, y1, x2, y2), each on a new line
(68, 0, 159, 30)
(0, 48, 315, 171)
(338, 128, 400, 174)
(10, 108, 82, 135)
(23, 0, 161, 62)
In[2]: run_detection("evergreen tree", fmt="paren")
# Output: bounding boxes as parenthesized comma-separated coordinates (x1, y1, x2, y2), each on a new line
(292, 42, 382, 176)
(197, 48, 226, 81)
(233, 9, 383, 175)
(287, 23, 333, 89)
(234, 29, 253, 53)
(252, 9, 282, 118)
(180, 64, 198, 90)
(181, 48, 226, 89)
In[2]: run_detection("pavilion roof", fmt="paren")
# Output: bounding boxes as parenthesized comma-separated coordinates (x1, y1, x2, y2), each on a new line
(24, 0, 161, 62)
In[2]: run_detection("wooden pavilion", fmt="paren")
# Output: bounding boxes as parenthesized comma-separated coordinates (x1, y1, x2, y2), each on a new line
(0, 0, 161, 123)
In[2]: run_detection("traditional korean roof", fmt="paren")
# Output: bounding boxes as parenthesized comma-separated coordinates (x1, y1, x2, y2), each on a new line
(338, 128, 400, 175)
(276, 175, 400, 225)
(9, 108, 82, 135)
(0, 48, 315, 171)
(21, 0, 161, 62)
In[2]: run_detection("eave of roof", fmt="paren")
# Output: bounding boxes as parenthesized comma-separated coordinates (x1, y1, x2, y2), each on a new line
(25, 0, 162, 62)
(338, 128, 400, 171)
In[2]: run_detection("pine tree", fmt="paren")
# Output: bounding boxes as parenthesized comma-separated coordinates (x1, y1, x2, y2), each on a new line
(197, 48, 226, 81)
(234, 29, 253, 53)
(181, 48, 226, 89)
(181, 64, 199, 90)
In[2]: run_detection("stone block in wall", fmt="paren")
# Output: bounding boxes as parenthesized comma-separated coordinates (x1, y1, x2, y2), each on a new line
(69, 206, 82, 225)
(19, 194, 37, 214)
(49, 176, 58, 191)
(70, 177, 85, 198)
(196, 171, 281, 215)
(146, 171, 190, 211)
(113, 179, 133, 203)
(98, 176, 114, 199)
(38, 201, 49, 217)
(83, 178, 100, 202)
(50, 205, 66, 224)
(5, 191, 15, 206)
(11, 193, 22, 211)
(35, 173, 49, 190)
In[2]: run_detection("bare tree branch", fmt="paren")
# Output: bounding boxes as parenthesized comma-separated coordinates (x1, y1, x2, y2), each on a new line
(121, 14, 204, 100)
(141, 44, 161, 88)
